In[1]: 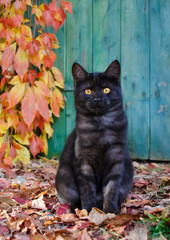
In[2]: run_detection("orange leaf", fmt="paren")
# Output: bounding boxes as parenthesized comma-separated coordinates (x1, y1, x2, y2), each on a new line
(14, 0, 26, 11)
(26, 39, 40, 55)
(9, 144, 17, 159)
(29, 53, 41, 69)
(51, 19, 61, 33)
(8, 83, 26, 109)
(16, 121, 28, 139)
(16, 32, 27, 49)
(3, 156, 13, 167)
(33, 112, 45, 132)
(1, 42, 16, 74)
(11, 14, 23, 28)
(50, 91, 60, 117)
(21, 87, 37, 127)
(42, 5, 53, 28)
(41, 33, 57, 49)
(14, 47, 29, 80)
(0, 142, 8, 161)
(35, 81, 50, 97)
(29, 134, 44, 157)
(23, 70, 37, 85)
(57, 6, 66, 23)
(61, 1, 73, 14)
(43, 50, 56, 69)
(12, 141, 22, 150)
(34, 86, 50, 122)
(12, 114, 20, 131)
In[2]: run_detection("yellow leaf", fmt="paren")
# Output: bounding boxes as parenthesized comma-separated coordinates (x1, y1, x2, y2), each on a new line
(0, 23, 3, 31)
(8, 83, 26, 108)
(7, 115, 13, 129)
(0, 137, 3, 147)
(39, 4, 45, 11)
(0, 43, 6, 52)
(40, 132, 48, 155)
(55, 88, 64, 108)
(9, 75, 21, 85)
(0, 120, 8, 134)
(38, 47, 45, 62)
(35, 8, 42, 19)
(22, 25, 32, 38)
(23, 18, 30, 23)
(52, 43, 60, 50)
(15, 146, 30, 164)
(44, 123, 53, 138)
(13, 133, 30, 145)
(0, 52, 2, 63)
(40, 71, 48, 85)
(52, 67, 64, 89)
(25, 0, 32, 6)
(5, 142, 10, 158)
(40, 70, 54, 87)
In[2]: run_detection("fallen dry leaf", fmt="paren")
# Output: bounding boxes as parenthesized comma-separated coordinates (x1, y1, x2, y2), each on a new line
(0, 159, 169, 239)
(129, 224, 148, 240)
(89, 207, 115, 225)
(31, 195, 47, 210)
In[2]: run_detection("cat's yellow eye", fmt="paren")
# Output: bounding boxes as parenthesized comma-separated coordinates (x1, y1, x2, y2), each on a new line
(85, 89, 92, 95)
(103, 88, 110, 94)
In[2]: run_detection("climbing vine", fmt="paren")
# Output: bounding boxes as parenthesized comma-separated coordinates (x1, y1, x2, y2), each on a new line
(0, 0, 72, 169)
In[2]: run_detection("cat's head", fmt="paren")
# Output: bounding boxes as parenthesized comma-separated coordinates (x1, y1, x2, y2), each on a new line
(72, 60, 122, 115)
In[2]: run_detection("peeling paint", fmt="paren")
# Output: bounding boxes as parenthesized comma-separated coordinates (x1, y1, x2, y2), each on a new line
(158, 81, 167, 87)
(124, 101, 132, 110)
(157, 104, 167, 113)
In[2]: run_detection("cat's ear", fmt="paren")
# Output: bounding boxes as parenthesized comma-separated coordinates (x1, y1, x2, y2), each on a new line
(104, 60, 121, 85)
(72, 63, 87, 86)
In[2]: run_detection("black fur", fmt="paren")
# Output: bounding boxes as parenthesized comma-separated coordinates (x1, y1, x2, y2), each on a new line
(55, 60, 133, 213)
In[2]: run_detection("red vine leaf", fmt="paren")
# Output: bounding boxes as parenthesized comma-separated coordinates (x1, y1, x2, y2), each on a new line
(61, 1, 73, 14)
(29, 134, 44, 157)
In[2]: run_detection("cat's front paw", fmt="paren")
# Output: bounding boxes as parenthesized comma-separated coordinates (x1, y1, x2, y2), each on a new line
(103, 203, 120, 214)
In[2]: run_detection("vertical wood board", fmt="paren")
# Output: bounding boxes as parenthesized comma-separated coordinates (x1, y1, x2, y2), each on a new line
(47, 19, 66, 157)
(150, 0, 170, 160)
(65, 0, 93, 138)
(121, 0, 150, 159)
(93, 0, 120, 71)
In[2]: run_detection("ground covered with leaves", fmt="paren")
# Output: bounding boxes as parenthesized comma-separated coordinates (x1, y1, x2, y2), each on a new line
(0, 159, 169, 240)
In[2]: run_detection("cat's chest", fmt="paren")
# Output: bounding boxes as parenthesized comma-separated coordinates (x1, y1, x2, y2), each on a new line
(76, 114, 117, 146)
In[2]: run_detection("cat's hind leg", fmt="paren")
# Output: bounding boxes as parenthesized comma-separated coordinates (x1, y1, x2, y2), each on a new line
(55, 167, 81, 211)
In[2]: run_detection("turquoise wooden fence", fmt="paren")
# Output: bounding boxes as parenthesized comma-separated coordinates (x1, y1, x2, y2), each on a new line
(48, 0, 170, 161)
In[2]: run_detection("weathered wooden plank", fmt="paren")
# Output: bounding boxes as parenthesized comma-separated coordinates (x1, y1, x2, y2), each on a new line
(150, 0, 170, 160)
(66, 0, 93, 78)
(47, 23, 66, 158)
(121, 0, 150, 159)
(65, 92, 76, 138)
(93, 0, 120, 71)
(65, 0, 93, 137)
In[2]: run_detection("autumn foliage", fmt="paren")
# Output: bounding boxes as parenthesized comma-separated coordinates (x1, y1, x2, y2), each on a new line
(0, 0, 72, 169)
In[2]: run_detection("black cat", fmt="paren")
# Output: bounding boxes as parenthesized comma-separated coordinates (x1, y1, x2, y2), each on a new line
(55, 60, 133, 213)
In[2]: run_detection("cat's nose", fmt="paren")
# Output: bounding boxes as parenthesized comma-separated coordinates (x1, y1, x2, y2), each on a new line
(94, 97, 101, 103)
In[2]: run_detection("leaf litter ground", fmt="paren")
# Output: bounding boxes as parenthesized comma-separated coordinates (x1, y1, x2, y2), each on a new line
(0, 159, 169, 239)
